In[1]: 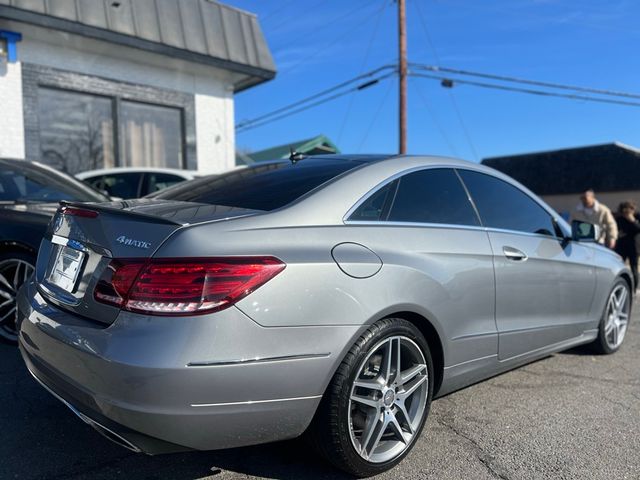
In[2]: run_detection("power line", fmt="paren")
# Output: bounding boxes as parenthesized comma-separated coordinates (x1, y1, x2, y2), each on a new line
(446, 90, 478, 160)
(410, 2, 460, 157)
(261, 0, 300, 23)
(237, 71, 396, 133)
(266, 0, 329, 35)
(358, 77, 396, 152)
(236, 65, 395, 131)
(412, 0, 479, 160)
(278, 0, 384, 74)
(411, 77, 459, 157)
(410, 64, 640, 101)
(409, 72, 640, 108)
(337, 1, 389, 145)
(412, 0, 441, 64)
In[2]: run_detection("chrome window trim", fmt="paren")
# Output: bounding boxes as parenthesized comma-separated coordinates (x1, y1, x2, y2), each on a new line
(343, 219, 562, 241)
(343, 219, 487, 233)
(343, 163, 568, 241)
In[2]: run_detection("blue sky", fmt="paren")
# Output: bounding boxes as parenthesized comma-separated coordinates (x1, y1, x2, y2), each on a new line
(232, 0, 640, 162)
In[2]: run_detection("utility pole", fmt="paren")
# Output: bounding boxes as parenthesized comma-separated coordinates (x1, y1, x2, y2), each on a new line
(398, 0, 408, 154)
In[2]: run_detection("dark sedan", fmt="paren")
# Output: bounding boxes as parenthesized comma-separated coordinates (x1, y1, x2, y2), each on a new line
(0, 158, 109, 343)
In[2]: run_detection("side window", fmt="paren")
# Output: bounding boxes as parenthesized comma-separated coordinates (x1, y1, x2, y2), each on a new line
(101, 173, 142, 199)
(349, 181, 396, 221)
(387, 168, 480, 226)
(458, 170, 556, 236)
(86, 176, 104, 191)
(145, 173, 187, 195)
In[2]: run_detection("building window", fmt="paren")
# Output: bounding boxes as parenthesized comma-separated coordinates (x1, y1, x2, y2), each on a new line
(23, 64, 197, 172)
(119, 101, 183, 169)
(38, 87, 115, 174)
(36, 87, 185, 174)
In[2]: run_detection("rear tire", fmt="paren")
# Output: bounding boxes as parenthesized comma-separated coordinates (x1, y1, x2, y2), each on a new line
(0, 251, 36, 344)
(309, 318, 433, 477)
(591, 278, 631, 355)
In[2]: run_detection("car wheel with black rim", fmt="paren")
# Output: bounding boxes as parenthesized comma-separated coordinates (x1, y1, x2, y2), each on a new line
(0, 252, 36, 344)
(310, 318, 433, 477)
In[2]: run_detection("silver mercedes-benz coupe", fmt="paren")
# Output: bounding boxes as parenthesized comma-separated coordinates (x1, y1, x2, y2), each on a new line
(17, 155, 631, 477)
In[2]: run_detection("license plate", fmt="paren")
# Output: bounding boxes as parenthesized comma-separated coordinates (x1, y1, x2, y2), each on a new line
(47, 244, 85, 293)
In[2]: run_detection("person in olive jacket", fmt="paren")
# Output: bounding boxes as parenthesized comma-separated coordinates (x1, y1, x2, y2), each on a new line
(615, 200, 640, 290)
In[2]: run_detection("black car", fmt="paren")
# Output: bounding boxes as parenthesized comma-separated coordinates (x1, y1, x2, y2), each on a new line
(0, 159, 109, 343)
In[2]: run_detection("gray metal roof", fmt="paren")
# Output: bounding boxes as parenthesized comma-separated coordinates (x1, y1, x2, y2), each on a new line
(0, 0, 276, 91)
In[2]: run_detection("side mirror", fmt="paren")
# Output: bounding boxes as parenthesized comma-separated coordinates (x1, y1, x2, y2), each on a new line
(571, 220, 599, 242)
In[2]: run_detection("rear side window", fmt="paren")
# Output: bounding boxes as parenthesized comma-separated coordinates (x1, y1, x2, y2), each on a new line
(145, 173, 186, 194)
(458, 169, 556, 236)
(85, 175, 105, 192)
(349, 181, 397, 221)
(349, 168, 480, 226)
(101, 173, 142, 199)
(153, 159, 369, 211)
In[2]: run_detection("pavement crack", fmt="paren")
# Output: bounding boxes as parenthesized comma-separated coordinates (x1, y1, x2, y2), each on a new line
(436, 417, 510, 480)
(519, 367, 639, 387)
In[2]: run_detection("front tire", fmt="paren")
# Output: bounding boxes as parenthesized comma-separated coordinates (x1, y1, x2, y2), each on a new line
(310, 318, 433, 477)
(592, 278, 631, 354)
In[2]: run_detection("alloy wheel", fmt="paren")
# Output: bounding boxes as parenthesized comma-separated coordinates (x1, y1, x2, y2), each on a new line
(0, 259, 35, 342)
(348, 335, 428, 463)
(603, 283, 630, 350)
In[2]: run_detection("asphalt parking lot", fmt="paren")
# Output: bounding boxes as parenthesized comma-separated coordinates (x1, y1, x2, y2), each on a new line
(2, 314, 639, 480)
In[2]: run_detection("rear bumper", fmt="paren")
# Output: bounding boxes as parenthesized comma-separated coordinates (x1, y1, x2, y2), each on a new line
(20, 345, 185, 454)
(17, 280, 361, 453)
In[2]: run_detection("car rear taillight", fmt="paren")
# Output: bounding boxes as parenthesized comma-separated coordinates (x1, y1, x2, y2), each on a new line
(60, 206, 99, 218)
(94, 257, 285, 315)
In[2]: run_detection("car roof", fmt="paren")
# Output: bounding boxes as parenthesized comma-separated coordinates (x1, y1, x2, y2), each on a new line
(75, 167, 198, 180)
(0, 158, 110, 202)
(252, 153, 569, 231)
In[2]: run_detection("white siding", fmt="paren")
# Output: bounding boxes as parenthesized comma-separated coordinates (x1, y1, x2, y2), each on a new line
(0, 61, 25, 159)
(0, 20, 236, 171)
(195, 79, 235, 174)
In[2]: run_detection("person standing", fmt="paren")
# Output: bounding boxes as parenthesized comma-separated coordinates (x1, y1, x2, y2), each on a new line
(615, 200, 640, 289)
(573, 189, 618, 249)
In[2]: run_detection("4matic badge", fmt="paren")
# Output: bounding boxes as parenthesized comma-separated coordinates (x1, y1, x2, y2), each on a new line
(116, 236, 152, 249)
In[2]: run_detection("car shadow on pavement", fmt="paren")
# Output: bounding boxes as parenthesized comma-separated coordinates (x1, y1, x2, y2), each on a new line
(0, 343, 351, 480)
(558, 344, 596, 356)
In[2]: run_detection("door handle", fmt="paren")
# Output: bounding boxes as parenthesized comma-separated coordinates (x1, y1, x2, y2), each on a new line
(503, 246, 528, 261)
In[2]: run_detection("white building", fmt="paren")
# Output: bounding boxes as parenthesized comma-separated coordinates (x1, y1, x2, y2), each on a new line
(0, 0, 275, 174)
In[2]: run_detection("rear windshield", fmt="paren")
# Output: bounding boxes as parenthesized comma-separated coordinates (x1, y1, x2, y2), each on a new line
(151, 159, 368, 211)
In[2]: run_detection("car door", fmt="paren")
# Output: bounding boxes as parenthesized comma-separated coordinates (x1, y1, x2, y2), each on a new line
(458, 169, 597, 360)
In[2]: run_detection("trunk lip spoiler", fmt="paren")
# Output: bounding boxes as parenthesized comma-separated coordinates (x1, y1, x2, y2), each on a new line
(59, 200, 185, 226)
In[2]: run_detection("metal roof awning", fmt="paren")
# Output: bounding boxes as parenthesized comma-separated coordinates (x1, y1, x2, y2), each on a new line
(0, 0, 276, 92)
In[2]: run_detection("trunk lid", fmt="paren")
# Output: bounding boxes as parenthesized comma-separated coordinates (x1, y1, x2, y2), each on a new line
(35, 199, 261, 325)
